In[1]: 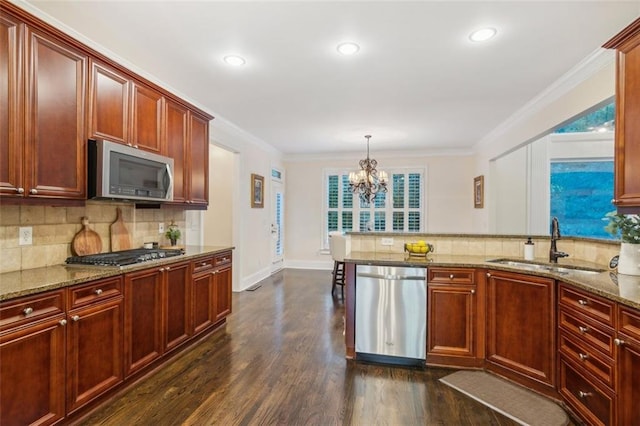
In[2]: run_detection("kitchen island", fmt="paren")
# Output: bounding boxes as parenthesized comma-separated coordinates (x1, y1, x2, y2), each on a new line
(343, 251, 640, 425)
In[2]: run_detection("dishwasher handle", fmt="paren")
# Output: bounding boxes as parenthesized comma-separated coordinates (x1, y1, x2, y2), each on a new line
(357, 272, 426, 281)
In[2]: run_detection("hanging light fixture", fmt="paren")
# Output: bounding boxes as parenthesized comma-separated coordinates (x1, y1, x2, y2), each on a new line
(349, 135, 388, 203)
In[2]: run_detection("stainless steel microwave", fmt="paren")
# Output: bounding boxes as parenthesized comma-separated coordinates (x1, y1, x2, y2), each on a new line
(88, 139, 174, 202)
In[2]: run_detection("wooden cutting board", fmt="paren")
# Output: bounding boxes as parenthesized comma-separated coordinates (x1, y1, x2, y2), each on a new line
(110, 207, 132, 252)
(71, 217, 102, 256)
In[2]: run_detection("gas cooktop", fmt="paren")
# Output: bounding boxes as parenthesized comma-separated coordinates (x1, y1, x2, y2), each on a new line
(65, 248, 185, 267)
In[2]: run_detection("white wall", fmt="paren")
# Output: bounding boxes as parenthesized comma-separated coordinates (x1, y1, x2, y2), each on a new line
(284, 152, 475, 269)
(203, 145, 234, 246)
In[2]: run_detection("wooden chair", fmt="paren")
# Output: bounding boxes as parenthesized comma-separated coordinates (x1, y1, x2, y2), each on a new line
(329, 232, 348, 298)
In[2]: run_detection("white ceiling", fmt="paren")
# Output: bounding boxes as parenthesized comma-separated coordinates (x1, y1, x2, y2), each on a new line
(24, 1, 640, 156)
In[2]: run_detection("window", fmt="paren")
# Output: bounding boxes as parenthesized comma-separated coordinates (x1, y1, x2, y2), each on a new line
(324, 169, 424, 248)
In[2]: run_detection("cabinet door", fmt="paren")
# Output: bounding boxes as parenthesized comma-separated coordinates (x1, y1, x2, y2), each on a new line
(193, 271, 215, 334)
(486, 270, 556, 393)
(89, 60, 130, 144)
(124, 268, 163, 377)
(24, 27, 86, 199)
(617, 335, 640, 424)
(0, 12, 23, 196)
(188, 111, 209, 206)
(213, 265, 232, 322)
(427, 284, 476, 361)
(0, 316, 66, 426)
(164, 99, 188, 203)
(66, 297, 123, 414)
(131, 82, 163, 153)
(163, 262, 191, 352)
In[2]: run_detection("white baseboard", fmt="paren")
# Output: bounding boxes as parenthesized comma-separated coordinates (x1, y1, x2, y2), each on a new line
(284, 259, 334, 270)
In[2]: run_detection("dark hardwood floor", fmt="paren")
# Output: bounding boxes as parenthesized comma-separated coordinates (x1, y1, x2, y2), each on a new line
(73, 269, 540, 425)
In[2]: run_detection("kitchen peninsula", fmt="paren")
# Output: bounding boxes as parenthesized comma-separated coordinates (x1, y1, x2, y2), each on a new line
(341, 235, 640, 426)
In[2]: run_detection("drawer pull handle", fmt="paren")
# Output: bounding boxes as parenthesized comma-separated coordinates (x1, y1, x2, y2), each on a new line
(23, 307, 33, 316)
(578, 299, 588, 306)
(578, 391, 592, 398)
(578, 326, 589, 334)
(578, 353, 589, 361)
(72, 315, 80, 322)
(94, 289, 103, 295)
(614, 338, 625, 346)
(201, 262, 208, 266)
(59, 319, 67, 326)
(449, 274, 454, 280)
(222, 258, 228, 262)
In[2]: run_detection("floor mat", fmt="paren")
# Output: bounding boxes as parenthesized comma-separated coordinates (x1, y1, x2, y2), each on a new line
(440, 370, 569, 426)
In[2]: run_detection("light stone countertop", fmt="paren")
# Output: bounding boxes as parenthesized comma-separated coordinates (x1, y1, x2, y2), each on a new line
(344, 251, 640, 310)
(0, 246, 234, 302)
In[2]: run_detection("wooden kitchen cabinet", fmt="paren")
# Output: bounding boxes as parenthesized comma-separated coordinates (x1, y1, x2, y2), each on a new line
(163, 261, 192, 353)
(131, 81, 163, 153)
(1, 10, 87, 201)
(0, 290, 66, 426)
(188, 111, 209, 206)
(124, 267, 163, 377)
(65, 276, 123, 415)
(88, 59, 130, 144)
(604, 18, 640, 211)
(213, 255, 232, 322)
(486, 270, 556, 396)
(427, 268, 484, 368)
(164, 98, 189, 203)
(616, 306, 640, 425)
(192, 251, 233, 334)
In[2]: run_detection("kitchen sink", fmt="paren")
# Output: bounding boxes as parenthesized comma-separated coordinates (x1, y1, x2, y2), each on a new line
(487, 258, 605, 275)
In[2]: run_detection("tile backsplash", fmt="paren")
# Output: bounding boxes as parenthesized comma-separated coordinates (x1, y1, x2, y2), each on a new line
(0, 202, 186, 273)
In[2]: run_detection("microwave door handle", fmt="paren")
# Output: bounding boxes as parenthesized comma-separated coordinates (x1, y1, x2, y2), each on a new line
(164, 164, 173, 200)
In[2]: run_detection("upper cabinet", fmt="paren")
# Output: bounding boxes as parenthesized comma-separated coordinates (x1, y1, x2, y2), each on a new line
(89, 60, 164, 154)
(1, 10, 87, 201)
(604, 18, 640, 212)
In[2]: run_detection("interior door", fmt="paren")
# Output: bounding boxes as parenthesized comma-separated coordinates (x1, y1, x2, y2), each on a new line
(271, 177, 284, 273)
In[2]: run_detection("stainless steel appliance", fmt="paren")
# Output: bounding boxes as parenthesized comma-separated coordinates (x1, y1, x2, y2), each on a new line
(88, 139, 174, 202)
(65, 248, 184, 268)
(355, 265, 427, 366)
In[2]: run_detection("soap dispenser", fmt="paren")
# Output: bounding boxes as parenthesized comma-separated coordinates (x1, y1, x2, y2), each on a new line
(524, 237, 535, 261)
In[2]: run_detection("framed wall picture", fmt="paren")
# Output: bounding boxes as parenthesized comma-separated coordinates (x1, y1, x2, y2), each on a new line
(251, 174, 264, 208)
(474, 175, 484, 209)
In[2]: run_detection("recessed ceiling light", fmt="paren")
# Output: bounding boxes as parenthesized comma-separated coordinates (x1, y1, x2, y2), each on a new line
(469, 27, 497, 42)
(224, 55, 246, 66)
(337, 42, 360, 55)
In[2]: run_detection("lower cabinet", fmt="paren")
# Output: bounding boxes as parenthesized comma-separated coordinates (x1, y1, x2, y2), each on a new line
(163, 261, 192, 353)
(616, 306, 640, 425)
(0, 290, 66, 426)
(192, 251, 233, 334)
(486, 270, 556, 395)
(214, 262, 232, 322)
(66, 277, 123, 414)
(427, 268, 484, 367)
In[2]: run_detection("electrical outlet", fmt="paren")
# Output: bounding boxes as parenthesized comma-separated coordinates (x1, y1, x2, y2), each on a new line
(19, 227, 33, 246)
(158, 223, 165, 234)
(381, 237, 394, 246)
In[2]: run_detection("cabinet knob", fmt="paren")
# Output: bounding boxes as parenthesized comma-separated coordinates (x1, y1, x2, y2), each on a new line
(201, 262, 207, 266)
(133, 145, 139, 148)
(159, 268, 165, 272)
(578, 391, 592, 398)
(614, 338, 625, 346)
(29, 188, 37, 194)
(16, 187, 24, 194)
(59, 319, 67, 326)
(578, 353, 589, 361)
(72, 315, 80, 322)
(486, 272, 491, 278)
(166, 266, 171, 271)
(94, 288, 103, 295)
(23, 307, 33, 316)
(127, 143, 132, 147)
(449, 274, 454, 280)
(470, 289, 476, 295)
(578, 326, 590, 334)
(578, 299, 588, 306)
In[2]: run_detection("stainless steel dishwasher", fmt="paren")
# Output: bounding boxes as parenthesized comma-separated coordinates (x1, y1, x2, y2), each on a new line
(355, 264, 427, 366)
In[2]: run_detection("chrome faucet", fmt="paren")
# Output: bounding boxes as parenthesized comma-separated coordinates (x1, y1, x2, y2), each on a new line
(549, 217, 569, 263)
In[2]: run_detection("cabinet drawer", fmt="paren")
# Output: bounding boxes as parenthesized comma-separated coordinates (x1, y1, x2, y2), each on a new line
(192, 256, 214, 274)
(428, 268, 474, 285)
(559, 331, 615, 389)
(559, 356, 614, 426)
(618, 305, 640, 342)
(69, 277, 123, 309)
(559, 285, 614, 327)
(0, 290, 65, 331)
(214, 252, 232, 267)
(559, 307, 615, 357)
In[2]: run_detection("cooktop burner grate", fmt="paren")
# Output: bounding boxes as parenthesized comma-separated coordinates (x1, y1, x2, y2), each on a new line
(65, 248, 185, 267)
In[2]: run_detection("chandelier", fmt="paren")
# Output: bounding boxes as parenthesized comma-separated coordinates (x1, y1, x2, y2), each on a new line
(349, 135, 388, 204)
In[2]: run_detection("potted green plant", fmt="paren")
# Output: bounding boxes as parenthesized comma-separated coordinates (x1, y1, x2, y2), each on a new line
(605, 211, 640, 275)
(164, 221, 181, 246)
